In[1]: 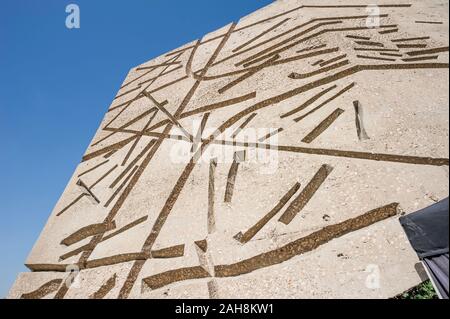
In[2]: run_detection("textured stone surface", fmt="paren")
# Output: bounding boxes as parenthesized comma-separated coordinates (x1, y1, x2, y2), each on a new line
(8, 0, 449, 299)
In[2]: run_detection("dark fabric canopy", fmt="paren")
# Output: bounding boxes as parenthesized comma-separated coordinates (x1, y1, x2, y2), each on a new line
(399, 198, 449, 299)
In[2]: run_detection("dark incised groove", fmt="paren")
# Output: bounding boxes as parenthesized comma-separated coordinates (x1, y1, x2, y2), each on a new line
(56, 194, 87, 217)
(354, 48, 400, 52)
(208, 158, 217, 234)
(391, 36, 430, 42)
(89, 274, 116, 299)
(258, 128, 284, 142)
(402, 55, 439, 62)
(61, 222, 116, 246)
(289, 59, 350, 79)
(109, 140, 156, 189)
(102, 216, 148, 241)
(89, 165, 118, 190)
(104, 165, 139, 208)
(279, 164, 333, 225)
(146, 92, 257, 133)
(21, 279, 63, 299)
(415, 20, 443, 25)
(280, 85, 337, 119)
(355, 41, 384, 47)
(379, 52, 403, 57)
(294, 82, 354, 122)
(301, 108, 345, 143)
(235, 182, 301, 244)
(405, 46, 449, 56)
(319, 54, 347, 67)
(151, 244, 185, 259)
(78, 160, 109, 178)
(143, 266, 211, 290)
(357, 54, 396, 62)
(379, 28, 398, 34)
(231, 113, 258, 139)
(397, 43, 428, 49)
(218, 55, 280, 94)
(213, 139, 449, 166)
(121, 109, 158, 166)
(118, 61, 448, 298)
(346, 35, 371, 40)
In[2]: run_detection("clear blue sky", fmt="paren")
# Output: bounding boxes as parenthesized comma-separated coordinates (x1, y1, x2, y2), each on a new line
(0, 0, 273, 298)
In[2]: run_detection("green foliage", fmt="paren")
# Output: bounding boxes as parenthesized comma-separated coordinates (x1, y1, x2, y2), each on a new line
(395, 280, 438, 299)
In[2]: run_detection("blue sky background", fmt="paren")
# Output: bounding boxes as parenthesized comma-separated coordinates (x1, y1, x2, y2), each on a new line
(0, 0, 273, 298)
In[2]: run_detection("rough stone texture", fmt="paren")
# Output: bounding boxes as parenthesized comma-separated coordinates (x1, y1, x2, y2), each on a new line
(8, 0, 449, 299)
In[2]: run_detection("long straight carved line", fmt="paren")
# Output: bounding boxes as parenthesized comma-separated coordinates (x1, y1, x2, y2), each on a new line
(235, 182, 301, 244)
(211, 139, 450, 167)
(104, 165, 139, 208)
(83, 136, 138, 162)
(197, 47, 338, 82)
(89, 274, 117, 299)
(294, 83, 354, 122)
(89, 165, 118, 190)
(208, 158, 218, 234)
(301, 108, 345, 143)
(279, 164, 333, 224)
(402, 55, 439, 62)
(289, 59, 350, 79)
(280, 85, 337, 118)
(109, 140, 156, 189)
(142, 203, 399, 290)
(231, 113, 258, 139)
(56, 194, 87, 217)
(102, 216, 148, 241)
